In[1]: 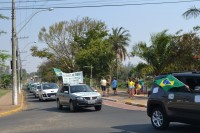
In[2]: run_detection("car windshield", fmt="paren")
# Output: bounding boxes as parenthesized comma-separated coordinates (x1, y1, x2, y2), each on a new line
(70, 85, 94, 93)
(42, 83, 58, 90)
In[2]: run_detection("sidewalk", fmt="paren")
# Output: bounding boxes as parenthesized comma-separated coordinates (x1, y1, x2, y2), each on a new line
(0, 90, 24, 117)
(98, 89, 148, 107)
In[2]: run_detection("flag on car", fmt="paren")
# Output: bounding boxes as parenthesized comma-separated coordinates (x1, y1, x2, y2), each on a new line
(154, 74, 185, 91)
(53, 68, 63, 77)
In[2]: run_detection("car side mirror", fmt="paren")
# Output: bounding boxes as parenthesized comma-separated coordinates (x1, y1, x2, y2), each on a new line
(64, 91, 69, 94)
(94, 89, 97, 92)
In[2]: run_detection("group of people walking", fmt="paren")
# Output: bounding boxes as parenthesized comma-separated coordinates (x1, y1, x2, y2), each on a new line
(100, 76, 117, 97)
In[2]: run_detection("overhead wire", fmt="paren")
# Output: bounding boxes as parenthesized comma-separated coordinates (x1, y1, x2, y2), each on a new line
(0, 0, 200, 10)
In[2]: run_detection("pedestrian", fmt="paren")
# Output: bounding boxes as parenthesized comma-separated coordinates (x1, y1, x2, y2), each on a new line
(100, 76, 107, 96)
(128, 77, 135, 98)
(112, 77, 117, 95)
(135, 80, 142, 95)
(106, 76, 111, 97)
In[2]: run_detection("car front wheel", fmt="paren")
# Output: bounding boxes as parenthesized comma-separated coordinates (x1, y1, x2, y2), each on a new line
(57, 100, 63, 109)
(69, 101, 76, 112)
(151, 107, 169, 130)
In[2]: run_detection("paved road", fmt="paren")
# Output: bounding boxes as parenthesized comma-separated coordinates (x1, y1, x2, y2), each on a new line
(0, 92, 199, 133)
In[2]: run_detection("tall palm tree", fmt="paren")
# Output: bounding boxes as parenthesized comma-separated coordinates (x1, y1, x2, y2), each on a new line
(131, 30, 174, 75)
(183, 6, 200, 19)
(109, 27, 130, 79)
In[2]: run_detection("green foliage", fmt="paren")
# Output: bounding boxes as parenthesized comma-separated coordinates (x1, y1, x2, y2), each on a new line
(0, 13, 9, 35)
(0, 50, 11, 67)
(183, 6, 200, 19)
(0, 74, 12, 88)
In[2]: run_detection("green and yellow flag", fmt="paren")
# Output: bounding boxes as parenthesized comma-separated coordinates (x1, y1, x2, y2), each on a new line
(154, 74, 185, 91)
(53, 68, 63, 77)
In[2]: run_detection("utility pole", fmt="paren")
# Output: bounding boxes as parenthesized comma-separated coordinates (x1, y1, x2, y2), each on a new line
(12, 0, 17, 105)
(16, 38, 21, 94)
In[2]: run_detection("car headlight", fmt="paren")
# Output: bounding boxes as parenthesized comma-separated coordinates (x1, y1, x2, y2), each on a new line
(97, 96, 102, 99)
(76, 97, 84, 100)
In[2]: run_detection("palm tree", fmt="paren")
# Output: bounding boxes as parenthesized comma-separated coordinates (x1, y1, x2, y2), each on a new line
(109, 27, 130, 79)
(183, 6, 200, 19)
(131, 30, 174, 75)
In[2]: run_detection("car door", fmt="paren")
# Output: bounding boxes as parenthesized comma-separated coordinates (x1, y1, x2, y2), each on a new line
(184, 76, 200, 120)
(62, 86, 70, 106)
(167, 76, 200, 120)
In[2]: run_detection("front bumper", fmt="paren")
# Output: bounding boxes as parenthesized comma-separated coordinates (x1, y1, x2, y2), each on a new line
(42, 93, 56, 100)
(73, 99, 102, 107)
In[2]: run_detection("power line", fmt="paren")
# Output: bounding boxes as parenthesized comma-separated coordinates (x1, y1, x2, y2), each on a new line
(0, 0, 200, 10)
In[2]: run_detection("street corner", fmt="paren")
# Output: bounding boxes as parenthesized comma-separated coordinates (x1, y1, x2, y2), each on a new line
(0, 92, 25, 118)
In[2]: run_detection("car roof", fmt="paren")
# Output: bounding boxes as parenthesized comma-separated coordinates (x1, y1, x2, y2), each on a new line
(63, 83, 87, 86)
(155, 71, 200, 80)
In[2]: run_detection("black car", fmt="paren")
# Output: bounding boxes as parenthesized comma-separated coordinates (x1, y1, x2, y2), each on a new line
(147, 72, 200, 130)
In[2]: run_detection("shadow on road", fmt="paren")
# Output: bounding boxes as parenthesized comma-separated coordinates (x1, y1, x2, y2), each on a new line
(111, 124, 200, 133)
(41, 106, 100, 113)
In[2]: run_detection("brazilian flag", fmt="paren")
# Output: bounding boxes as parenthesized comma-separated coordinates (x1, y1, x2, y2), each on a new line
(154, 74, 185, 91)
(53, 68, 63, 77)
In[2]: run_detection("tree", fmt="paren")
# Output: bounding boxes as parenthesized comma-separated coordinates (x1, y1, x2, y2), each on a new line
(75, 22, 115, 79)
(109, 27, 130, 79)
(0, 13, 9, 35)
(0, 50, 10, 67)
(131, 30, 174, 75)
(183, 6, 200, 19)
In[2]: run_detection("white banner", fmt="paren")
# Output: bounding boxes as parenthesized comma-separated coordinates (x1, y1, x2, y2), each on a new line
(62, 71, 83, 84)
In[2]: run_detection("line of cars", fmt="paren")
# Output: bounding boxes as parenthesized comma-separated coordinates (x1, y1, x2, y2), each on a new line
(27, 82, 102, 112)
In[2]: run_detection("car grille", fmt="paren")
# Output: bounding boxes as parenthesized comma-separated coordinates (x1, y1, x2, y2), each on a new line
(84, 97, 97, 100)
(47, 93, 56, 97)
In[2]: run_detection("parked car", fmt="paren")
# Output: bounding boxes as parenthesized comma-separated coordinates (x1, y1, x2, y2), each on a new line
(38, 83, 59, 101)
(56, 83, 102, 112)
(33, 84, 41, 98)
(147, 71, 200, 130)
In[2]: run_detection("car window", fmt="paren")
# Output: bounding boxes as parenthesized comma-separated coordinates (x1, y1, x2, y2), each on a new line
(60, 86, 69, 93)
(169, 86, 189, 92)
(37, 85, 41, 89)
(42, 83, 58, 90)
(70, 85, 93, 93)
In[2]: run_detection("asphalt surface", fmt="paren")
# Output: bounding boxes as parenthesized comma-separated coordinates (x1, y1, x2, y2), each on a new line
(0, 92, 200, 133)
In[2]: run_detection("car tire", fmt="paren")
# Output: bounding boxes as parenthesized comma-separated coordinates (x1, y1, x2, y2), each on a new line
(69, 101, 76, 112)
(94, 105, 102, 111)
(57, 100, 63, 109)
(151, 107, 169, 130)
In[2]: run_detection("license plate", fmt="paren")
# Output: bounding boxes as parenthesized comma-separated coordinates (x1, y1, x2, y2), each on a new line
(50, 95, 55, 97)
(88, 100, 95, 104)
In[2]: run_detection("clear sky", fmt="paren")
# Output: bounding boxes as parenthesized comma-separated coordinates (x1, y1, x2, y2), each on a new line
(1, 0, 200, 73)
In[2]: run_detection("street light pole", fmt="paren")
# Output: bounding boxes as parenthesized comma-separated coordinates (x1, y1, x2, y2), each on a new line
(83, 65, 93, 87)
(11, 6, 53, 105)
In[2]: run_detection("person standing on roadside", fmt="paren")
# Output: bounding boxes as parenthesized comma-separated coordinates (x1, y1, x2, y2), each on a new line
(106, 76, 111, 97)
(112, 77, 117, 95)
(100, 77, 107, 96)
(128, 77, 135, 98)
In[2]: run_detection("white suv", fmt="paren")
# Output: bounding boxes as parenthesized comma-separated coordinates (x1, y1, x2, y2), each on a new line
(38, 83, 59, 101)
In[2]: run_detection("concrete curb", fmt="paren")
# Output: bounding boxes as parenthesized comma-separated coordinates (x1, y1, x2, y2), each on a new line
(102, 97, 118, 102)
(102, 97, 147, 108)
(125, 101, 147, 108)
(0, 91, 24, 117)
